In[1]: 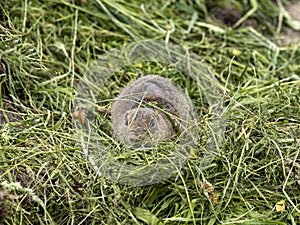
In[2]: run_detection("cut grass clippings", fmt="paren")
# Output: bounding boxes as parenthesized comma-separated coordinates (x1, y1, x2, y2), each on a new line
(0, 0, 300, 224)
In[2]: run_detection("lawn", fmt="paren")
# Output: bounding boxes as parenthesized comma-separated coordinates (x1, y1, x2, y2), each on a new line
(0, 0, 300, 224)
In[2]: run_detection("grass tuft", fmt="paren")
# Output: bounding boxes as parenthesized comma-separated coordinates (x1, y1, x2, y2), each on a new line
(1, 0, 300, 224)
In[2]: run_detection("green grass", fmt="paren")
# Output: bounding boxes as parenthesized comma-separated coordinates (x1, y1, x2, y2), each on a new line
(1, 0, 300, 224)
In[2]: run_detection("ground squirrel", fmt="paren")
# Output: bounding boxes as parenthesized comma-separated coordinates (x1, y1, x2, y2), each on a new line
(111, 75, 193, 146)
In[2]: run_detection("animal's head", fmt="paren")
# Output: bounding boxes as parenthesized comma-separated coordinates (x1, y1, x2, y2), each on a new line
(119, 108, 174, 146)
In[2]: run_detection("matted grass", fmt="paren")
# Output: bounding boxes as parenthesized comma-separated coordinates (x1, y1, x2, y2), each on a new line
(0, 0, 300, 224)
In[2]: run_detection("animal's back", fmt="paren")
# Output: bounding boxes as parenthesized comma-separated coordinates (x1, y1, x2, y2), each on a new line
(112, 75, 192, 123)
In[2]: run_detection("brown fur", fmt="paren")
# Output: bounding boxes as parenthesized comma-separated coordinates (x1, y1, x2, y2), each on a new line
(111, 75, 193, 146)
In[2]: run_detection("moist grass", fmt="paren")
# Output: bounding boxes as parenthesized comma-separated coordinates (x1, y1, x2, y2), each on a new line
(1, 0, 300, 224)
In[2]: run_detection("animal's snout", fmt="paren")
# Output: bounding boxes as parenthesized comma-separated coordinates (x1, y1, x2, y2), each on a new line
(127, 132, 139, 143)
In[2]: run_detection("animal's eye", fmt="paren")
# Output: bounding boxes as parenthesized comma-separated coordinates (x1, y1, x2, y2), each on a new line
(125, 115, 129, 126)
(149, 118, 155, 128)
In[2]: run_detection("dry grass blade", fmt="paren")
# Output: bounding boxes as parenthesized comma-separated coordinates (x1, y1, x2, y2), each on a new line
(0, 0, 300, 224)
